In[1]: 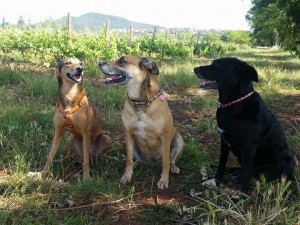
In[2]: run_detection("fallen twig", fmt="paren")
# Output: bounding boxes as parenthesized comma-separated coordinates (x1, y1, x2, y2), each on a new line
(0, 191, 147, 212)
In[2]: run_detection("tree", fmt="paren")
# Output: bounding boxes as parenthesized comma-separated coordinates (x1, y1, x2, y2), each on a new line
(246, 0, 300, 55)
(222, 30, 252, 45)
(277, 0, 300, 54)
(17, 16, 26, 29)
(203, 32, 220, 43)
(38, 18, 61, 30)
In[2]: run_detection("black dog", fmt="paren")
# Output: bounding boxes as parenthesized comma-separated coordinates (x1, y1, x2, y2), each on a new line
(194, 57, 295, 193)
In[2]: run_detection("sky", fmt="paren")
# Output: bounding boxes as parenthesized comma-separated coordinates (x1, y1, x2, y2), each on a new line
(0, 0, 252, 30)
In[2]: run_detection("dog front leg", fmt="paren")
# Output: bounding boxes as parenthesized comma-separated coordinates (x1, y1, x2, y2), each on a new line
(120, 131, 134, 184)
(42, 129, 64, 178)
(158, 134, 171, 189)
(240, 146, 255, 193)
(82, 132, 91, 180)
(215, 138, 230, 183)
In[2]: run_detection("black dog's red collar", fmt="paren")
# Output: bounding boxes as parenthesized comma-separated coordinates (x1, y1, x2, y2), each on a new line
(218, 91, 254, 108)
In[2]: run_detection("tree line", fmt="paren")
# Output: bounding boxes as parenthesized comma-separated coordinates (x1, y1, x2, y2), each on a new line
(246, 0, 300, 56)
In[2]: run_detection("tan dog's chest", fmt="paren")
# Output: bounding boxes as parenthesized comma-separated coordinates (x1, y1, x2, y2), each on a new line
(54, 108, 83, 129)
(122, 106, 165, 156)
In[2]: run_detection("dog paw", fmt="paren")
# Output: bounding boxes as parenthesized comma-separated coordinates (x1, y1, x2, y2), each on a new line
(202, 178, 217, 186)
(157, 178, 169, 189)
(171, 165, 180, 174)
(202, 178, 221, 191)
(82, 174, 91, 181)
(27, 172, 43, 180)
(40, 171, 52, 180)
(120, 172, 132, 184)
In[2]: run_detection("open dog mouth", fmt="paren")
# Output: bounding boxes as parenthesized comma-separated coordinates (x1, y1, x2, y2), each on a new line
(199, 79, 218, 89)
(104, 74, 127, 84)
(194, 67, 218, 90)
(99, 63, 131, 85)
(67, 72, 83, 83)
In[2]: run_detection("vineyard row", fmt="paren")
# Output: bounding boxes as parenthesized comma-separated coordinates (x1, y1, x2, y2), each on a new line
(0, 27, 243, 67)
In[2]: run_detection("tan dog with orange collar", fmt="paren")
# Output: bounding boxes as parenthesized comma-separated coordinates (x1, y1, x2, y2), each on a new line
(42, 57, 112, 180)
(99, 55, 184, 189)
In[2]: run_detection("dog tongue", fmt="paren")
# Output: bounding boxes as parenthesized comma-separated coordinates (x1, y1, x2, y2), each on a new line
(202, 80, 213, 85)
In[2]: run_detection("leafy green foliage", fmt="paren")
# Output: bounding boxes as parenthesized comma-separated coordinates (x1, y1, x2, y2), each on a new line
(246, 0, 300, 56)
(222, 30, 252, 45)
(0, 27, 246, 65)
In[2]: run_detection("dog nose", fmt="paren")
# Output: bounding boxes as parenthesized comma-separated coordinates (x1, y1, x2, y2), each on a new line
(98, 61, 107, 67)
(76, 67, 83, 73)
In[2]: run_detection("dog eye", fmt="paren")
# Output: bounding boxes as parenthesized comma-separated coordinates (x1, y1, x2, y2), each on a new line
(65, 61, 72, 65)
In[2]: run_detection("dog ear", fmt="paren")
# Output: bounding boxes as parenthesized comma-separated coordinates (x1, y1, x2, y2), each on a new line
(55, 56, 64, 73)
(55, 57, 63, 86)
(57, 77, 62, 87)
(139, 58, 159, 75)
(239, 63, 258, 82)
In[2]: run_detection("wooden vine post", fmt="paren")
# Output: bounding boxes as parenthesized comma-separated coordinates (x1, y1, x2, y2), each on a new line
(149, 27, 157, 57)
(105, 20, 110, 60)
(129, 25, 133, 54)
(160, 29, 169, 60)
(67, 12, 72, 35)
(3, 17, 7, 55)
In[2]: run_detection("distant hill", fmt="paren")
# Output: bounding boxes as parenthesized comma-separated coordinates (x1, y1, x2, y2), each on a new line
(56, 12, 163, 33)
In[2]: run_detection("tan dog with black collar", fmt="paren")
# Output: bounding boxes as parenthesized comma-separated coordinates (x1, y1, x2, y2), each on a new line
(42, 57, 112, 180)
(99, 55, 184, 189)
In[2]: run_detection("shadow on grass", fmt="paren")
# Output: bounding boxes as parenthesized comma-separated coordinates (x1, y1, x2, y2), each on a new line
(224, 48, 300, 71)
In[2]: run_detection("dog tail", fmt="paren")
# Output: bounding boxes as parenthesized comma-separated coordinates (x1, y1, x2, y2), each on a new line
(97, 134, 112, 155)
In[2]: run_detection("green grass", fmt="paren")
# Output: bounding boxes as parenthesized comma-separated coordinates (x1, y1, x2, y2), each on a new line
(0, 47, 299, 224)
(159, 60, 199, 90)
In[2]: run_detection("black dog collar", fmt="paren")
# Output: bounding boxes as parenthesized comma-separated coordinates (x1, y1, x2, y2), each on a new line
(128, 90, 164, 106)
